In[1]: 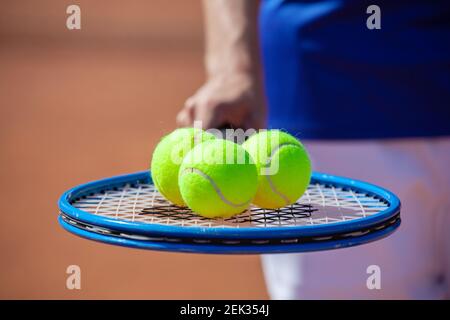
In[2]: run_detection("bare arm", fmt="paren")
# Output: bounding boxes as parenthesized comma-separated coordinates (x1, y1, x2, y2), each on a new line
(177, 0, 266, 130)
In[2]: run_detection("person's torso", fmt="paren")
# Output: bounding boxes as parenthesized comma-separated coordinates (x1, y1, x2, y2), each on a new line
(260, 0, 450, 139)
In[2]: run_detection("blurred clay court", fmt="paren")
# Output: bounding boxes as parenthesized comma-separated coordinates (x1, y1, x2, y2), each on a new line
(0, 0, 268, 299)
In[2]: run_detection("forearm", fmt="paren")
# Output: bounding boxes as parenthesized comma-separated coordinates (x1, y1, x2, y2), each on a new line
(177, 0, 266, 130)
(202, 0, 261, 79)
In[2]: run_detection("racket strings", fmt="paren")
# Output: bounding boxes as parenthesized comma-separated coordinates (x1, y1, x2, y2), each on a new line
(72, 181, 388, 228)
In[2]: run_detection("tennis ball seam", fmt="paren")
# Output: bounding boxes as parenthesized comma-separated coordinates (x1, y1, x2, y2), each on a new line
(180, 167, 252, 208)
(263, 142, 303, 205)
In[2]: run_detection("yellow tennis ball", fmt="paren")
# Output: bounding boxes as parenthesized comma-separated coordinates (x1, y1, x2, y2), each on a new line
(242, 130, 312, 209)
(150, 128, 216, 206)
(179, 139, 258, 218)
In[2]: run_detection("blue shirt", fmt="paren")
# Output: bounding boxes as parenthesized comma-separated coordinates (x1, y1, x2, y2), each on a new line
(259, 0, 450, 139)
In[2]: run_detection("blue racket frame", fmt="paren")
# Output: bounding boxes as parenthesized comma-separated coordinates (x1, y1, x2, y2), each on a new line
(58, 171, 401, 240)
(58, 214, 400, 254)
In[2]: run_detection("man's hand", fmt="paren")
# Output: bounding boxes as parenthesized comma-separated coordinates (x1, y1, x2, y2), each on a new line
(177, 0, 265, 130)
(177, 72, 266, 130)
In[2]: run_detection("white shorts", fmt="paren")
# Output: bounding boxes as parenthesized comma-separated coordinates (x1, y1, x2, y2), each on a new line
(262, 137, 450, 299)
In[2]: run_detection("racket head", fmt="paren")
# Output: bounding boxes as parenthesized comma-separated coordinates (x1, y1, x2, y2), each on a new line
(58, 171, 400, 251)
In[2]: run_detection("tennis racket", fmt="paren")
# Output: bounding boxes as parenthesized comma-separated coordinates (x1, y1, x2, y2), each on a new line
(58, 171, 401, 254)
